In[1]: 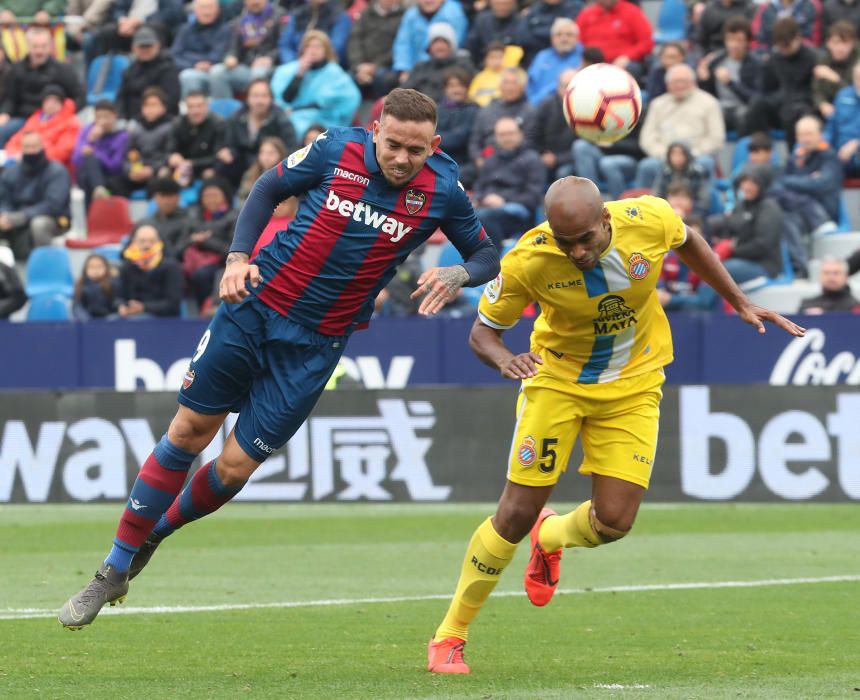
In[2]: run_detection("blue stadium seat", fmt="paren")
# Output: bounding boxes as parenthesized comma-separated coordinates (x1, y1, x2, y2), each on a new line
(87, 54, 130, 105)
(435, 242, 489, 306)
(748, 241, 794, 292)
(436, 241, 465, 268)
(209, 98, 242, 118)
(837, 192, 852, 232)
(92, 244, 121, 263)
(25, 247, 74, 297)
(708, 187, 724, 215)
(654, 0, 686, 42)
(180, 181, 202, 207)
(27, 293, 71, 321)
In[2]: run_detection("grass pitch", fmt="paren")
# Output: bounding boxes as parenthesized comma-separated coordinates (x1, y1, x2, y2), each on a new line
(1, 503, 859, 699)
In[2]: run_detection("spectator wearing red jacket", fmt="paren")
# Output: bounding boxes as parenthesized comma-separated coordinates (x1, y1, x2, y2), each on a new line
(5, 85, 80, 169)
(575, 0, 653, 80)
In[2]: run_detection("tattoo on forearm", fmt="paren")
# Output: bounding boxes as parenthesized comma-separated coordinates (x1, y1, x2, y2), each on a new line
(226, 252, 249, 266)
(437, 265, 469, 297)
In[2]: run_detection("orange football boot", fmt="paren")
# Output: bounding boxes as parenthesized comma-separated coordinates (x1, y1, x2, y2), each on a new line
(524, 507, 562, 606)
(427, 637, 471, 674)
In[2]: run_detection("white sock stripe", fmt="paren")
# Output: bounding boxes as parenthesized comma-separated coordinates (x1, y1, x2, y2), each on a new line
(7, 574, 859, 621)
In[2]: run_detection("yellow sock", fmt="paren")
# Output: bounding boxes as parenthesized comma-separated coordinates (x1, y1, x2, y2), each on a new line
(434, 517, 517, 643)
(538, 500, 603, 552)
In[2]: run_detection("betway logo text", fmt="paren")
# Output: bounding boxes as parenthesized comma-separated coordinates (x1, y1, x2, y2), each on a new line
(114, 339, 413, 390)
(325, 190, 412, 243)
(680, 386, 859, 500)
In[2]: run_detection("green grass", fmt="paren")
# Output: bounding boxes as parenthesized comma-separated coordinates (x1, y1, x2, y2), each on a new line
(1, 503, 859, 699)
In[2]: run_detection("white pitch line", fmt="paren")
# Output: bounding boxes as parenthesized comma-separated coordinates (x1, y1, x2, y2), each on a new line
(3, 574, 859, 622)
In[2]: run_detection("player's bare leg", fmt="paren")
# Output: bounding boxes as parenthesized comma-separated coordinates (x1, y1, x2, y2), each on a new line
(59, 406, 227, 629)
(428, 482, 552, 673)
(527, 474, 644, 605)
(129, 425, 261, 579)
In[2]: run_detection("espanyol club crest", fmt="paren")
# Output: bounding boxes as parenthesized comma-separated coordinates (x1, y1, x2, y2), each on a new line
(628, 252, 651, 280)
(182, 366, 195, 390)
(517, 436, 537, 467)
(404, 189, 425, 215)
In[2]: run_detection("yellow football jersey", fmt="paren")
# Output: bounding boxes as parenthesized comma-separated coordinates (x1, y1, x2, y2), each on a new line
(478, 195, 687, 384)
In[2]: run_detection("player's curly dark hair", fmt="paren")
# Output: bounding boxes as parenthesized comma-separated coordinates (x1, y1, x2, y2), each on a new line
(381, 89, 437, 127)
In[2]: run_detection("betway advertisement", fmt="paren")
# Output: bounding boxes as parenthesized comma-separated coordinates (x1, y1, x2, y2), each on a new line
(1, 386, 857, 503)
(0, 314, 858, 390)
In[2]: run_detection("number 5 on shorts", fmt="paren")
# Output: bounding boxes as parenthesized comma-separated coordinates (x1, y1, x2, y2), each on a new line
(539, 438, 558, 474)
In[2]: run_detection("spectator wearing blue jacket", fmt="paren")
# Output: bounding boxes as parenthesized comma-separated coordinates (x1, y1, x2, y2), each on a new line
(278, 0, 352, 65)
(780, 115, 843, 221)
(392, 0, 468, 74)
(825, 61, 860, 177)
(271, 30, 361, 140)
(172, 0, 233, 97)
(526, 18, 582, 105)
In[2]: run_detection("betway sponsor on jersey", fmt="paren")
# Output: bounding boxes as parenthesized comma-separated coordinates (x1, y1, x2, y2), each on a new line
(326, 190, 412, 243)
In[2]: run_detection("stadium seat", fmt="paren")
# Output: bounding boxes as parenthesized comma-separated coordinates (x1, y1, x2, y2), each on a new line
(436, 242, 488, 305)
(67, 196, 134, 249)
(812, 231, 860, 260)
(92, 244, 122, 263)
(180, 181, 202, 208)
(708, 187, 724, 215)
(837, 193, 852, 232)
(86, 54, 130, 105)
(654, 0, 686, 42)
(747, 280, 818, 314)
(25, 246, 74, 297)
(209, 98, 242, 118)
(729, 136, 779, 174)
(26, 293, 71, 321)
(742, 240, 793, 294)
(437, 241, 465, 268)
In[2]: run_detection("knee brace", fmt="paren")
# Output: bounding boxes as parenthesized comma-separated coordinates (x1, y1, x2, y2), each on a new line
(589, 506, 630, 544)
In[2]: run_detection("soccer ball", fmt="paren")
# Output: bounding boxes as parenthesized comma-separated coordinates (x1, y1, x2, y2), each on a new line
(562, 63, 642, 146)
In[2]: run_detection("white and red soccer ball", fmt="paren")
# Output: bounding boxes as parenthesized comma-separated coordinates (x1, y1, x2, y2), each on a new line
(562, 63, 642, 146)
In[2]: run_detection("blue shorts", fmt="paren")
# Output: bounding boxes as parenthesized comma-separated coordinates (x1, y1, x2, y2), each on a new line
(177, 296, 346, 462)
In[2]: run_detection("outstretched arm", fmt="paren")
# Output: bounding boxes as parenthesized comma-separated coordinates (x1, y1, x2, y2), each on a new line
(675, 225, 805, 337)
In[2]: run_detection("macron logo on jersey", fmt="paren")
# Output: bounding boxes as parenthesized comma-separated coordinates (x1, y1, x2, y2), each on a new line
(325, 190, 413, 243)
(333, 167, 370, 185)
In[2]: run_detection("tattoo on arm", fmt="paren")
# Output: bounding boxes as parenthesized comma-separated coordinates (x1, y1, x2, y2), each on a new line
(226, 252, 249, 266)
(437, 265, 469, 297)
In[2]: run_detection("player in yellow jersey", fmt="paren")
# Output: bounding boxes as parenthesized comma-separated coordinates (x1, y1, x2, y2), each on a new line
(426, 177, 805, 674)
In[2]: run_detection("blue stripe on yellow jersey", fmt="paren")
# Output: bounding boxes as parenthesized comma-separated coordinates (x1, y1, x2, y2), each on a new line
(478, 195, 688, 384)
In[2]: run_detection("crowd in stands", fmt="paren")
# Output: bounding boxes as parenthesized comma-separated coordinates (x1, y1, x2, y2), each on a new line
(0, 0, 858, 321)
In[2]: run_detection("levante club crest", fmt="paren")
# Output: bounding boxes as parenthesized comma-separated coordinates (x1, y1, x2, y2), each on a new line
(182, 367, 195, 390)
(627, 252, 651, 280)
(404, 189, 425, 215)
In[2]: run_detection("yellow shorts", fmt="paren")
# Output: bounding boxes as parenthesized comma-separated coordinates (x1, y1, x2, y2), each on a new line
(507, 353, 665, 490)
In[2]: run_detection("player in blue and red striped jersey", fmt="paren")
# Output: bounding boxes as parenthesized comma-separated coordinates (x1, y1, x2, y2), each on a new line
(59, 89, 501, 630)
